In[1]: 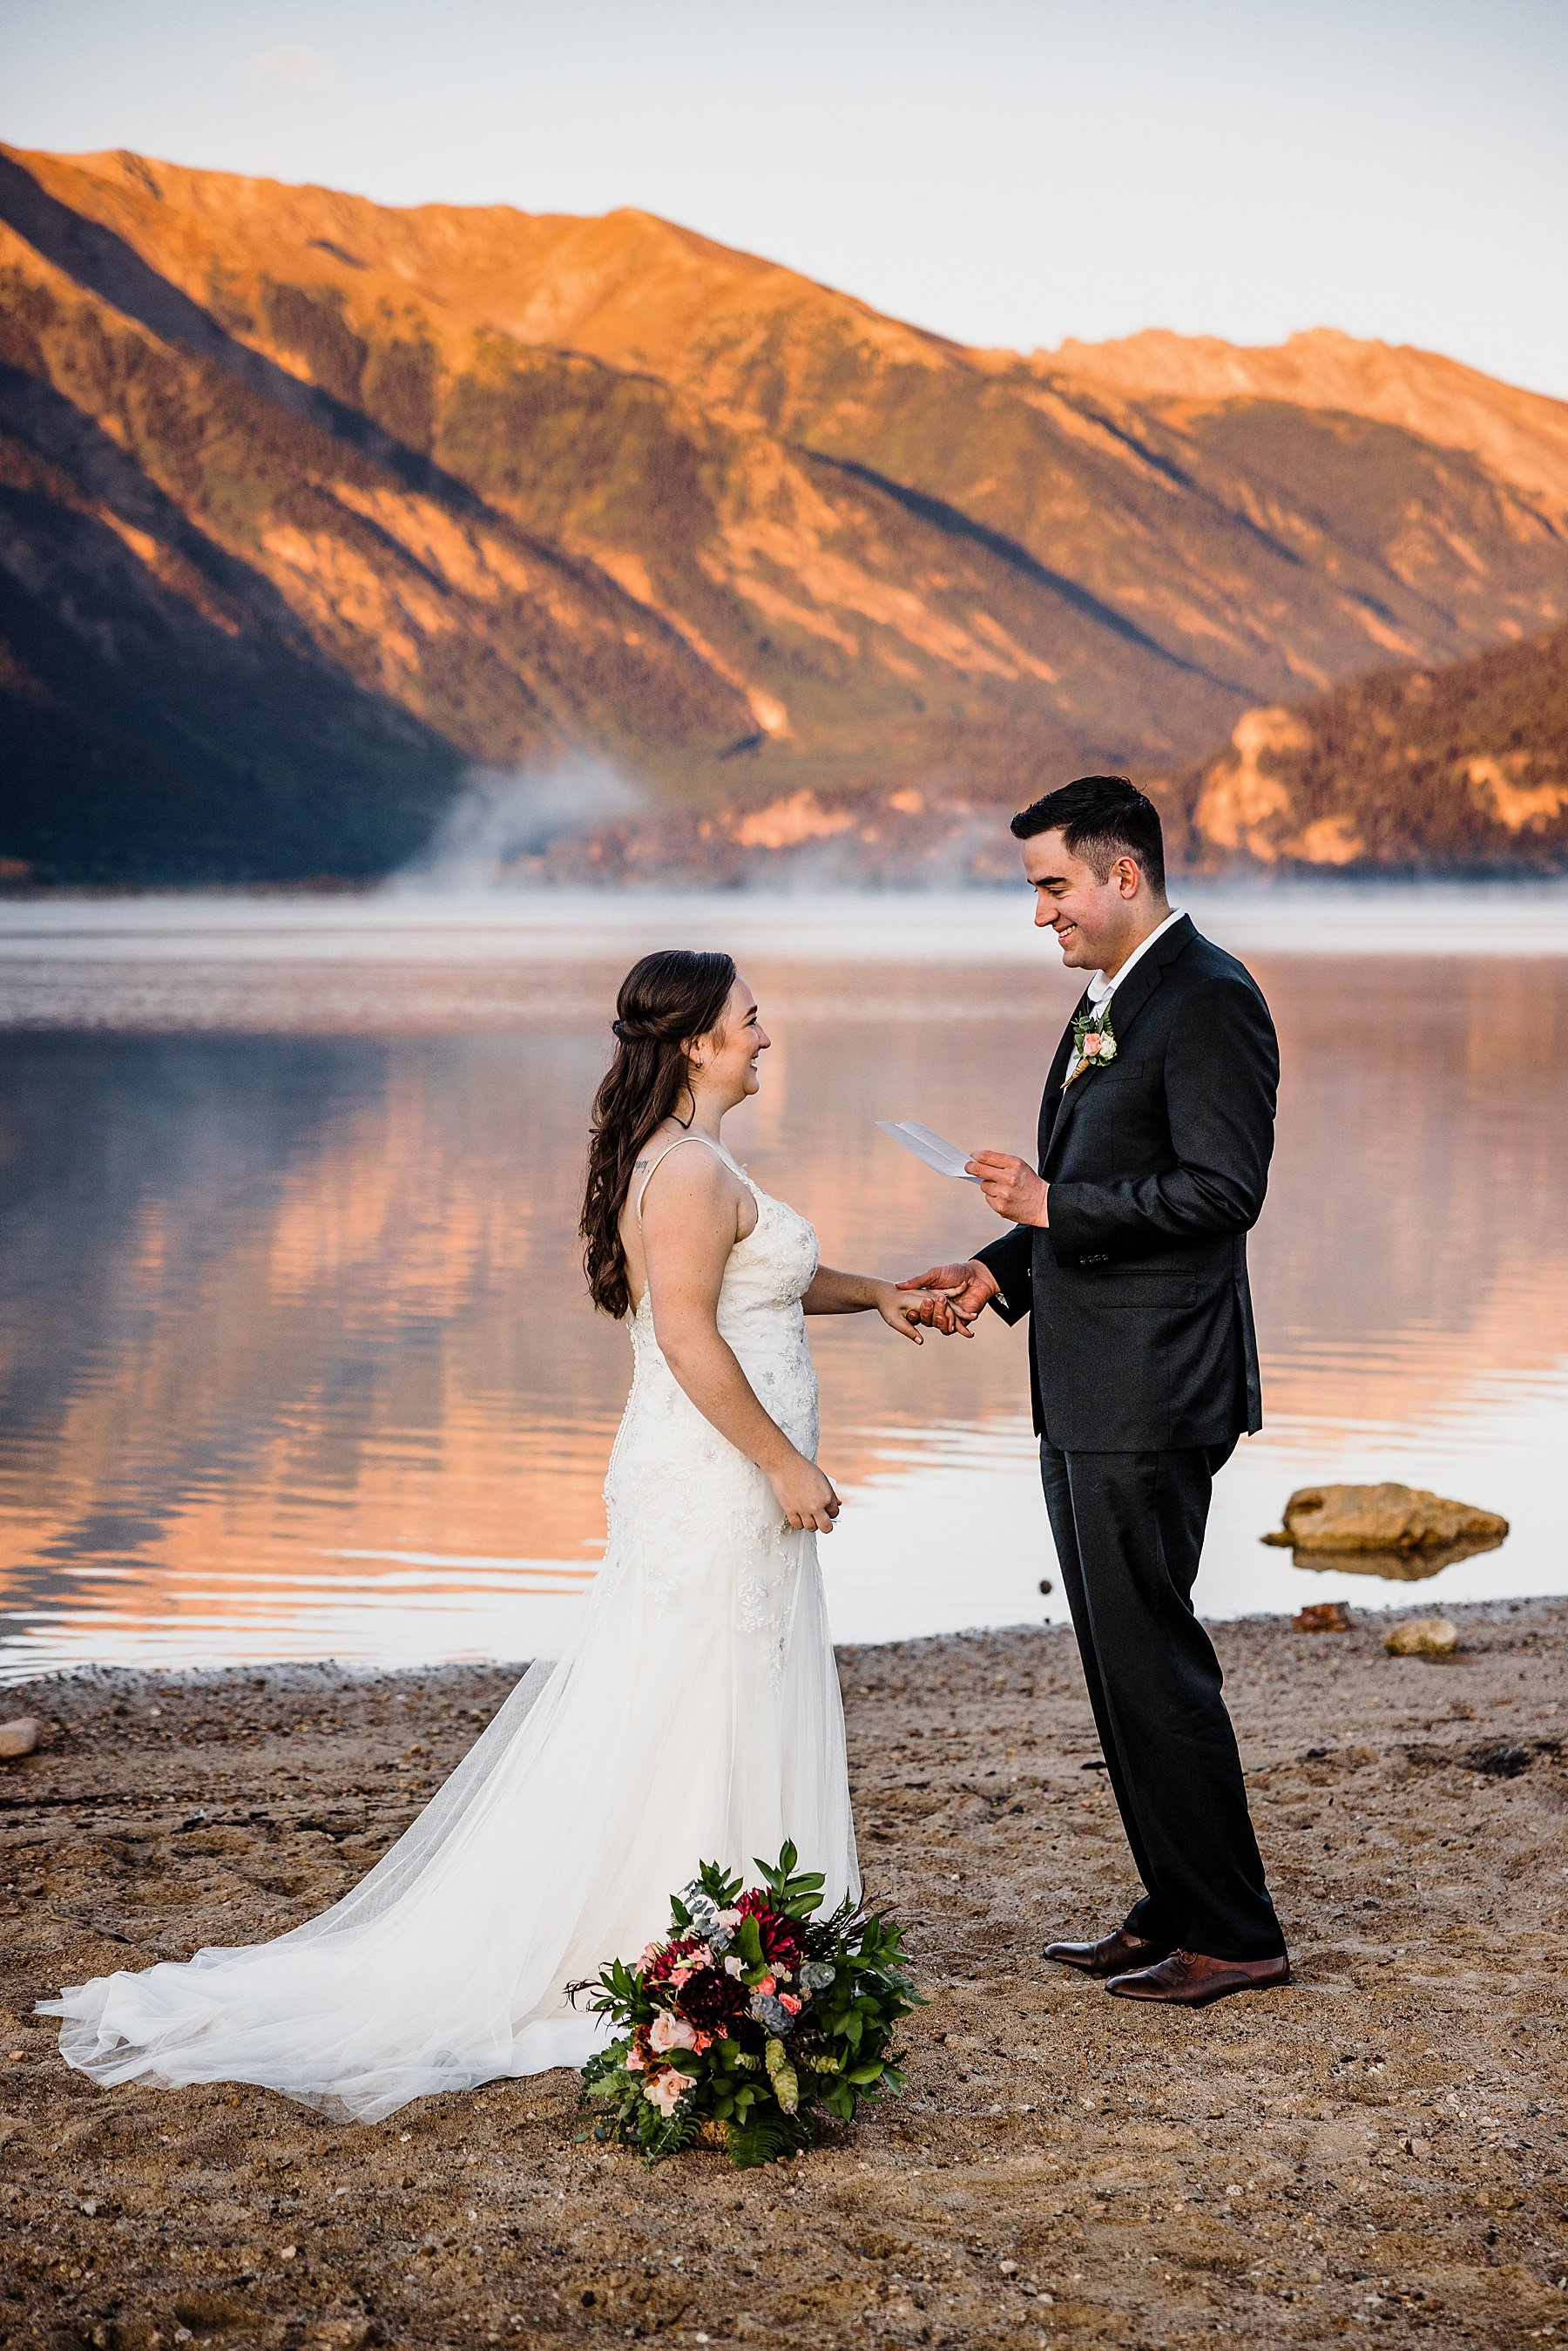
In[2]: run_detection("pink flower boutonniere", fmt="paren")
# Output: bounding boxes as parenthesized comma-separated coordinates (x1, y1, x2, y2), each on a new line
(1064, 1001, 1119, 1088)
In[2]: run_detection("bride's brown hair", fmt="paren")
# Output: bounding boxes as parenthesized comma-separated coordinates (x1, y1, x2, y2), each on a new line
(580, 948, 738, 1318)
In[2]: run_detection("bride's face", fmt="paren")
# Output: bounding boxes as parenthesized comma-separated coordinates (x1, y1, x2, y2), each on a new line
(693, 975, 770, 1105)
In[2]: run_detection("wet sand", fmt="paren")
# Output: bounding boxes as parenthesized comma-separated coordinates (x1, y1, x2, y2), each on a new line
(2, 1597, 1565, 2349)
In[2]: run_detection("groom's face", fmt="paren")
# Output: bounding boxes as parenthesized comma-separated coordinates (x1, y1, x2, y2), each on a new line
(1022, 827, 1141, 971)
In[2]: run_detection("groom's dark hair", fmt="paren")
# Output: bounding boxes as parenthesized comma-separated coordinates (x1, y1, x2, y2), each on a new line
(1010, 774, 1166, 893)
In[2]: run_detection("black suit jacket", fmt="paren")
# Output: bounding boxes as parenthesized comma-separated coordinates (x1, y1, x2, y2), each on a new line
(975, 916, 1276, 1452)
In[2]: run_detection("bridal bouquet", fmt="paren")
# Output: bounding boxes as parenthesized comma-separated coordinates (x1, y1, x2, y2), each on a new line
(575, 1842, 918, 2167)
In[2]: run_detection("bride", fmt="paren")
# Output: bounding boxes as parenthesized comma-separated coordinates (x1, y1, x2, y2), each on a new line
(40, 948, 933, 2122)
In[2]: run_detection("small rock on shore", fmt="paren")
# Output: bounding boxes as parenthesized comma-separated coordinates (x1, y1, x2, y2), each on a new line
(1383, 1616, 1461, 1658)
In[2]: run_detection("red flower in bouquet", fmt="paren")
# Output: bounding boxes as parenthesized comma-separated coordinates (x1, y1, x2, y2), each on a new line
(644, 1936, 706, 1985)
(735, 1888, 804, 1972)
(674, 1963, 747, 2036)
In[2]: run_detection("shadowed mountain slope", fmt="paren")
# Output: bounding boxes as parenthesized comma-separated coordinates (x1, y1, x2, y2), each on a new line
(3, 144, 1567, 880)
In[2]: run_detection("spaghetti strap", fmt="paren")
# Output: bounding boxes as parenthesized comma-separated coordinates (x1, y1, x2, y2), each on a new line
(633, 1133, 734, 1223)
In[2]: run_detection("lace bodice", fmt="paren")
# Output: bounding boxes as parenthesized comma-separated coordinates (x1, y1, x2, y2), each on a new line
(605, 1140, 821, 1655)
(625, 1139, 820, 1453)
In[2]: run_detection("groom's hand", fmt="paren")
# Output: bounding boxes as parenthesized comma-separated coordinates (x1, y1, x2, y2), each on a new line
(966, 1152, 1050, 1226)
(897, 1260, 999, 1333)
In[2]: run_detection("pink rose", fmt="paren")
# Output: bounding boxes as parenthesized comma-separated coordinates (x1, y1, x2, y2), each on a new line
(626, 2045, 646, 2071)
(757, 1975, 777, 1996)
(649, 2011, 699, 2056)
(645, 2068, 693, 2116)
(779, 1993, 802, 2016)
(1084, 1033, 1103, 1058)
(638, 1942, 664, 1971)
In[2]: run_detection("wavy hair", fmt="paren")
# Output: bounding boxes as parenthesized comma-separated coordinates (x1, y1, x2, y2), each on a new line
(580, 948, 738, 1317)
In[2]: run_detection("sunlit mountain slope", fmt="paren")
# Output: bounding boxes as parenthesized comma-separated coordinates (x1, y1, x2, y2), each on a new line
(3, 144, 1565, 879)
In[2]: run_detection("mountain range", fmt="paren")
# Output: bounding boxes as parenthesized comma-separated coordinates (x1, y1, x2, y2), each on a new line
(3, 142, 1567, 882)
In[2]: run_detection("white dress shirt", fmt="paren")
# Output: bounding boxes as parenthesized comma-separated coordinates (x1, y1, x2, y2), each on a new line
(1064, 907, 1186, 1082)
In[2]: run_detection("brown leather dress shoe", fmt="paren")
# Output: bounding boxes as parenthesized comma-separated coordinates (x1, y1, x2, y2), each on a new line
(1105, 1948, 1290, 2007)
(1044, 1927, 1173, 1977)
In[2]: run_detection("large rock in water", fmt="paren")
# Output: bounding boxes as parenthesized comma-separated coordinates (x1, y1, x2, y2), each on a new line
(1263, 1484, 1508, 1558)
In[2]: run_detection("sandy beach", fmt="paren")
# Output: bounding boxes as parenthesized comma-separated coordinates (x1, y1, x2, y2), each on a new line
(2, 1596, 1565, 2349)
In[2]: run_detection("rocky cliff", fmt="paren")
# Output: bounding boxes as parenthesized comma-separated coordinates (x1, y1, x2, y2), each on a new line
(3, 144, 1567, 880)
(1159, 620, 1568, 874)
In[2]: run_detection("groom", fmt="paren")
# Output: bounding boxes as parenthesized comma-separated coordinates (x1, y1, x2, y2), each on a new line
(903, 775, 1288, 2008)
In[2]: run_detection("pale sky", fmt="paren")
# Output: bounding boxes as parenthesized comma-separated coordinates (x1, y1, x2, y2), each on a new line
(4, 0, 1566, 397)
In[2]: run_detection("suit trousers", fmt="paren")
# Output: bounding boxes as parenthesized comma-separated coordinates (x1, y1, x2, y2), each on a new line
(1039, 1440, 1286, 1961)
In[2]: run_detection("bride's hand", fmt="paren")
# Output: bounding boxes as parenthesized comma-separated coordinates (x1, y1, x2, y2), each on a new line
(870, 1279, 936, 1345)
(768, 1454, 842, 1535)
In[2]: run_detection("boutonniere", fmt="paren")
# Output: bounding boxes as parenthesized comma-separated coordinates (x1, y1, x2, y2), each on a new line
(1064, 1000, 1118, 1088)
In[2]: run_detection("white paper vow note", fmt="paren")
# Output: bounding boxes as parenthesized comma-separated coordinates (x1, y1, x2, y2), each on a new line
(875, 1121, 980, 1182)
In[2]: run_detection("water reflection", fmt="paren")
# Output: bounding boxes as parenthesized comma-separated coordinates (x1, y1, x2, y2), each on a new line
(1, 920, 1565, 1677)
(1273, 1540, 1507, 1582)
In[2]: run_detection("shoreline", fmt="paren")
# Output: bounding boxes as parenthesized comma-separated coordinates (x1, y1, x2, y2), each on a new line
(0, 1588, 1561, 1695)
(2, 1596, 1565, 2348)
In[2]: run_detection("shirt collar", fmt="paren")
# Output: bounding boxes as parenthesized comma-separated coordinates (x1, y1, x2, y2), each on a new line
(1086, 907, 1185, 1005)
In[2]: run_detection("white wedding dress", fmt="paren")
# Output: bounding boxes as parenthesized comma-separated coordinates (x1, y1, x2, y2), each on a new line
(40, 1136, 860, 2122)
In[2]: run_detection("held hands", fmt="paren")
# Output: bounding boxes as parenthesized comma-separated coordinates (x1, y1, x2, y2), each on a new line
(896, 1259, 1001, 1336)
(768, 1453, 841, 1535)
(869, 1279, 938, 1345)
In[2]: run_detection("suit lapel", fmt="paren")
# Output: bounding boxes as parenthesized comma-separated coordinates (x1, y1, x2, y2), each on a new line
(1037, 991, 1090, 1163)
(1044, 916, 1194, 1170)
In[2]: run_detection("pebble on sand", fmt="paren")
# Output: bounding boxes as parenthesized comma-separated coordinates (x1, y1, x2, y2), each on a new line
(1294, 1602, 1353, 1633)
(1384, 1616, 1462, 1659)
(0, 1718, 40, 1759)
